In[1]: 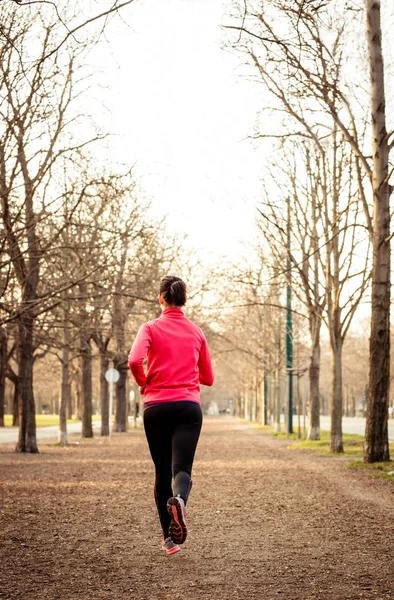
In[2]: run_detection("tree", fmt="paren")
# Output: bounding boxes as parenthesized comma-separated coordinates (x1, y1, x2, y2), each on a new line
(364, 0, 391, 462)
(211, 251, 292, 427)
(0, 327, 6, 426)
(0, 7, 89, 450)
(257, 142, 326, 440)
(258, 133, 371, 451)
(0, 2, 135, 451)
(228, 0, 391, 457)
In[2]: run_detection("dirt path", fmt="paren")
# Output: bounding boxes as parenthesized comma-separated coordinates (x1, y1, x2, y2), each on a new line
(1, 417, 393, 600)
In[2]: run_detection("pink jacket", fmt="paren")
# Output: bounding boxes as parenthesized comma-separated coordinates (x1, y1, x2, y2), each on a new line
(128, 307, 214, 405)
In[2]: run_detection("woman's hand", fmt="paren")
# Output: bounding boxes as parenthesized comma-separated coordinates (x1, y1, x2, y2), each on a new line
(139, 386, 146, 396)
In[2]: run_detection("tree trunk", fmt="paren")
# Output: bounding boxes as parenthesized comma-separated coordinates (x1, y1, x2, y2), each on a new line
(58, 325, 70, 446)
(364, 0, 390, 463)
(15, 315, 38, 453)
(132, 382, 140, 426)
(113, 239, 128, 433)
(236, 391, 242, 417)
(100, 353, 109, 436)
(308, 318, 321, 440)
(250, 380, 256, 421)
(81, 336, 93, 438)
(243, 385, 249, 421)
(256, 374, 263, 424)
(297, 374, 302, 439)
(330, 339, 343, 453)
(274, 370, 281, 432)
(12, 376, 19, 426)
(67, 381, 73, 419)
(76, 381, 82, 420)
(262, 370, 268, 425)
(267, 372, 274, 425)
(0, 327, 6, 427)
(114, 360, 128, 432)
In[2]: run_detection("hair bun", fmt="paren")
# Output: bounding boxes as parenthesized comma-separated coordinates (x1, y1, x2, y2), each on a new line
(160, 276, 187, 307)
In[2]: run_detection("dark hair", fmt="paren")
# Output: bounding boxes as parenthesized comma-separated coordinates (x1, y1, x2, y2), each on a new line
(159, 276, 187, 307)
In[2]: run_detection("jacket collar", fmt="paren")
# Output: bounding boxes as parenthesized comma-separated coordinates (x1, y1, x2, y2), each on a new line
(162, 307, 184, 317)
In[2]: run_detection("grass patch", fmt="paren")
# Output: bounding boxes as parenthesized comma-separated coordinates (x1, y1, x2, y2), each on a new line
(272, 429, 299, 441)
(294, 430, 365, 456)
(270, 428, 365, 457)
(3, 414, 98, 428)
(347, 459, 394, 481)
(279, 427, 394, 475)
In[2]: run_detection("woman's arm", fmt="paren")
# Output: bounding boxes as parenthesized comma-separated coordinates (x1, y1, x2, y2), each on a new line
(128, 324, 152, 386)
(198, 336, 214, 386)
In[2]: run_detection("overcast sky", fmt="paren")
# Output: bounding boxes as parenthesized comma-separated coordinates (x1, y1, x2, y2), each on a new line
(94, 0, 270, 264)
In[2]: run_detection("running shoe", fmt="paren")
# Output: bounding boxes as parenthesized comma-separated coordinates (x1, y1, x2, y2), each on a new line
(161, 536, 180, 555)
(167, 495, 187, 545)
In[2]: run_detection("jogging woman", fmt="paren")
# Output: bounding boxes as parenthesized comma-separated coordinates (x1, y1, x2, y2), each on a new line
(128, 276, 214, 555)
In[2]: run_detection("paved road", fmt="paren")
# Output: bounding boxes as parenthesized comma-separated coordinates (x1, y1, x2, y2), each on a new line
(281, 414, 394, 440)
(0, 420, 102, 444)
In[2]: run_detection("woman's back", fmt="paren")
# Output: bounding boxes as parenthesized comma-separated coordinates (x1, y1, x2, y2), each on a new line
(128, 307, 213, 404)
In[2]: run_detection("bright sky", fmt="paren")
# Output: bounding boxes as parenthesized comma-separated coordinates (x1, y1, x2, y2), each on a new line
(97, 0, 268, 264)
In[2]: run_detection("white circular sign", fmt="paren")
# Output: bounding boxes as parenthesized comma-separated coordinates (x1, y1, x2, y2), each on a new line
(105, 368, 120, 383)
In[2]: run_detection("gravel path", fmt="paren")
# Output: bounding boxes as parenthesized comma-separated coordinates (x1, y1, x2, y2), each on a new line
(0, 417, 393, 600)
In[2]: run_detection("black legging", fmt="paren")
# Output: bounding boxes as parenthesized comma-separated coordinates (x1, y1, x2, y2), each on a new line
(143, 401, 203, 538)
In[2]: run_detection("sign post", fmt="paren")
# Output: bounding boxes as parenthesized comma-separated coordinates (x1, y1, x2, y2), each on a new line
(105, 367, 120, 438)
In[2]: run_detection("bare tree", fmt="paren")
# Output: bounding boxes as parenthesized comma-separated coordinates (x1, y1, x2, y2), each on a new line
(258, 142, 326, 440)
(258, 132, 371, 451)
(0, 8, 87, 450)
(0, 327, 6, 426)
(210, 252, 291, 427)
(1, 0, 135, 58)
(364, 0, 391, 462)
(0, 1, 139, 450)
(228, 0, 390, 457)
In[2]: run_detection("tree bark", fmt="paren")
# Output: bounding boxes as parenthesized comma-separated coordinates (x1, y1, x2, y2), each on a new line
(100, 353, 109, 436)
(0, 327, 6, 427)
(262, 370, 268, 426)
(308, 317, 321, 440)
(256, 374, 264, 425)
(114, 363, 128, 432)
(67, 380, 73, 419)
(81, 336, 93, 438)
(235, 391, 242, 418)
(11, 375, 19, 426)
(243, 386, 249, 421)
(15, 315, 38, 453)
(58, 324, 70, 446)
(113, 239, 128, 433)
(330, 339, 343, 453)
(274, 370, 281, 432)
(71, 365, 82, 420)
(364, 0, 390, 463)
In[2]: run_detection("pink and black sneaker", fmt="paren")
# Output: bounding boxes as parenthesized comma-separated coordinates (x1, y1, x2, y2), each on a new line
(167, 495, 188, 545)
(161, 536, 180, 555)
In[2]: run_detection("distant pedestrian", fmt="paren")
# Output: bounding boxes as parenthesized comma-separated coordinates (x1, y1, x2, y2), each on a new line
(128, 276, 214, 555)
